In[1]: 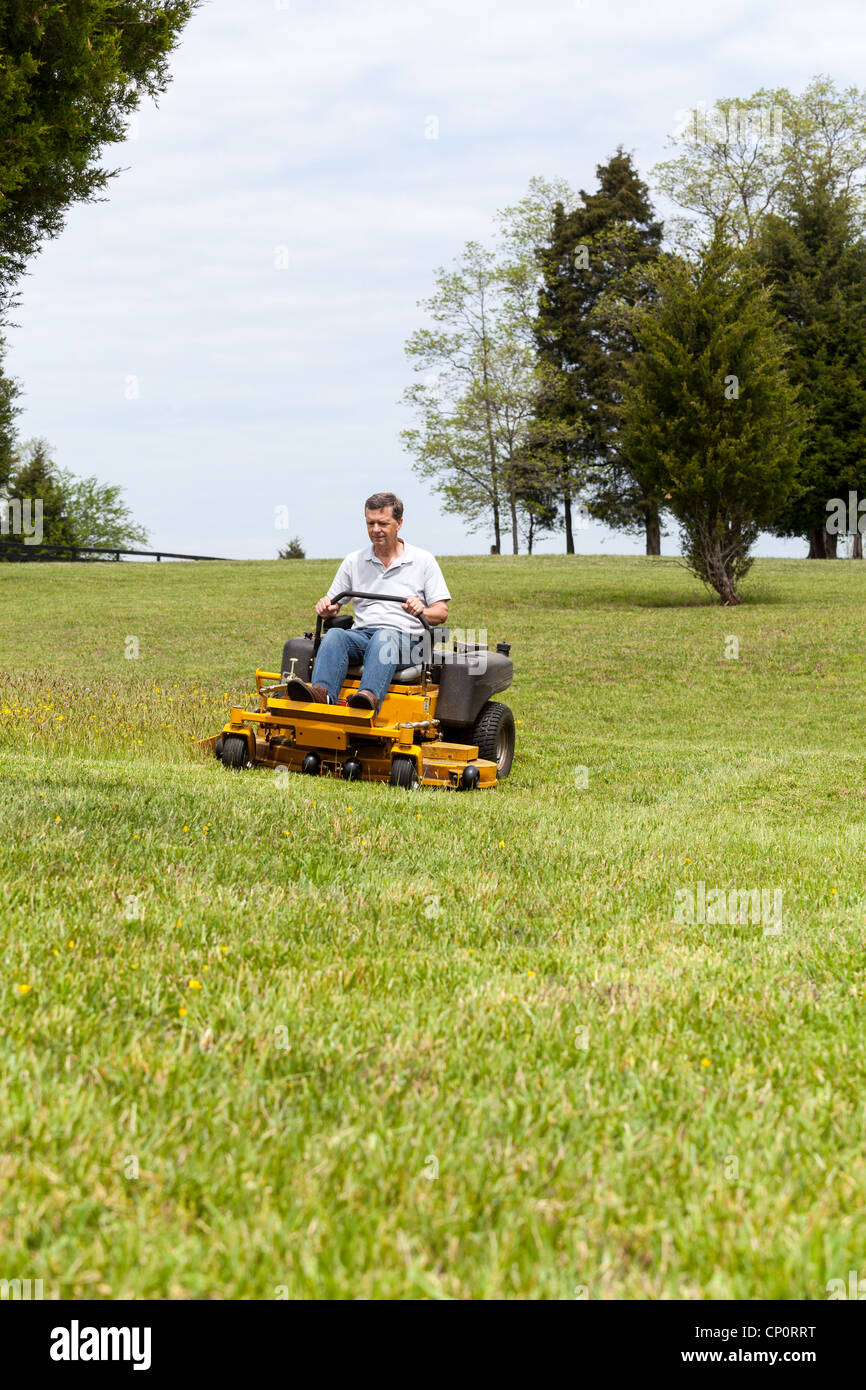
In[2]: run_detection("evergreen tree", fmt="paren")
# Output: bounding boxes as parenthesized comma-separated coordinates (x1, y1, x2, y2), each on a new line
(0, 440, 148, 558)
(621, 233, 804, 604)
(0, 439, 77, 557)
(0, 339, 20, 490)
(757, 184, 866, 557)
(532, 149, 664, 553)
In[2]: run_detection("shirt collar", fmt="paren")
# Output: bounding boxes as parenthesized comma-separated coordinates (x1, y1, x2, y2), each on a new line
(366, 540, 411, 568)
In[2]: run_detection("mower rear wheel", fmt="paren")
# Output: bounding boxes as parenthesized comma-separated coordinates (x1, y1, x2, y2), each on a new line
(220, 734, 250, 769)
(389, 754, 419, 790)
(471, 701, 515, 779)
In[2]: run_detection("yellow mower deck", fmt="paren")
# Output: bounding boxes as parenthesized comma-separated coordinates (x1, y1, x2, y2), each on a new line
(201, 669, 499, 788)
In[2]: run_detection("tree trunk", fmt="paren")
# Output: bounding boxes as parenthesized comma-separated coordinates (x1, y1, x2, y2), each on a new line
(644, 506, 661, 556)
(807, 526, 826, 558)
(854, 531, 863, 559)
(824, 528, 838, 559)
(703, 535, 742, 605)
(510, 490, 519, 555)
(563, 485, 574, 554)
(491, 491, 501, 553)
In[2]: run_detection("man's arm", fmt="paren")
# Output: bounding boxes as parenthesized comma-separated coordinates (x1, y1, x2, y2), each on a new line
(316, 556, 354, 616)
(404, 553, 451, 626)
(402, 596, 449, 626)
(425, 599, 449, 626)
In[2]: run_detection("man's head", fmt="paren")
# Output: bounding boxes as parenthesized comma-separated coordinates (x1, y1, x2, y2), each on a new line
(364, 492, 403, 550)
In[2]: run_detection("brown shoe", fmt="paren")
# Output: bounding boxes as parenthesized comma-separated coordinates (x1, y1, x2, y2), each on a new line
(286, 678, 333, 704)
(347, 688, 377, 710)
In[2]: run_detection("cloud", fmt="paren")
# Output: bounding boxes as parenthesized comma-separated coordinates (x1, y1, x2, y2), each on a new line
(5, 0, 861, 559)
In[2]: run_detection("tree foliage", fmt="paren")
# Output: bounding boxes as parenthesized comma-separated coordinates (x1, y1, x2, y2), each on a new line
(532, 150, 664, 552)
(621, 234, 805, 604)
(278, 537, 306, 559)
(757, 183, 866, 554)
(401, 197, 582, 555)
(0, 0, 200, 310)
(0, 337, 21, 490)
(654, 75, 866, 250)
(0, 438, 148, 556)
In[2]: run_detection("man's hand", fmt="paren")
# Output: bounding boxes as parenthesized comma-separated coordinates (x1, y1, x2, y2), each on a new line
(402, 595, 426, 618)
(315, 596, 341, 618)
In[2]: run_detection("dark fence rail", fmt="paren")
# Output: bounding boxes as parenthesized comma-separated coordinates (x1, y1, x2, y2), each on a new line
(0, 542, 228, 562)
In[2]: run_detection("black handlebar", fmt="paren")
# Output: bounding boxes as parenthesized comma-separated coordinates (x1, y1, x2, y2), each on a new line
(312, 589, 433, 662)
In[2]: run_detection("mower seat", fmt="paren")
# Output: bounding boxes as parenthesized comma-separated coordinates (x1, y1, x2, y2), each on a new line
(346, 662, 424, 683)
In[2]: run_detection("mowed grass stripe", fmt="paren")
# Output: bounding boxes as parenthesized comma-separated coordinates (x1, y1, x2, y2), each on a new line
(0, 555, 864, 1298)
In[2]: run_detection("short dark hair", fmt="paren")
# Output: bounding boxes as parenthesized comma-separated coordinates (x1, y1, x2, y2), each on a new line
(364, 492, 403, 521)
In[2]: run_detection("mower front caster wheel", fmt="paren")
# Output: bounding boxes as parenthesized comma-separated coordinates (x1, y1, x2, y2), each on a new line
(390, 755, 419, 790)
(220, 735, 251, 769)
(302, 753, 321, 776)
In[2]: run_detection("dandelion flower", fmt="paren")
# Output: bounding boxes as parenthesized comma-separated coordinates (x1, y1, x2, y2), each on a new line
(179, 1006, 188, 1018)
(188, 979, 202, 990)
(16, 983, 31, 995)
(701, 1058, 711, 1067)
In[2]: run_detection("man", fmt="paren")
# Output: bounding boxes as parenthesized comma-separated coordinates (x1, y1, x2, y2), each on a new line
(285, 492, 450, 711)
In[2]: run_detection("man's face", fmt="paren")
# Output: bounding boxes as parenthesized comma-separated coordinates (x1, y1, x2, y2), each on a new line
(365, 507, 401, 548)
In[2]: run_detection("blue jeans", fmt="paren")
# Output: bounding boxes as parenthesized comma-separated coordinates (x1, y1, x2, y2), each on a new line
(312, 626, 401, 707)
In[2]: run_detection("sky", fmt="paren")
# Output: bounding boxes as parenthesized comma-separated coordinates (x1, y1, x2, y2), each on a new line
(6, 0, 866, 561)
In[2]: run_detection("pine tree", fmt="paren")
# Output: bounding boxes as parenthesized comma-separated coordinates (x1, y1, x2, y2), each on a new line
(0, 440, 77, 557)
(532, 149, 664, 552)
(757, 183, 866, 557)
(621, 233, 804, 604)
(0, 339, 20, 491)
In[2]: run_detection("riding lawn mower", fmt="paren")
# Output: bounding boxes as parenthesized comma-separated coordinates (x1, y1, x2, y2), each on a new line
(202, 591, 515, 790)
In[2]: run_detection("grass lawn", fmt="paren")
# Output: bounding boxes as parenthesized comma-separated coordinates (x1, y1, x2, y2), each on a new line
(1, 553, 864, 1299)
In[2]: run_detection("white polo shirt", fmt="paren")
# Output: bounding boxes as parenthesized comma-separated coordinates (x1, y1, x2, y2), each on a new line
(327, 541, 451, 635)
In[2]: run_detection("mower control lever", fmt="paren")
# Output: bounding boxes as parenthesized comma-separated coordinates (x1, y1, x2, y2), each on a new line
(313, 589, 434, 662)
(329, 590, 434, 633)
